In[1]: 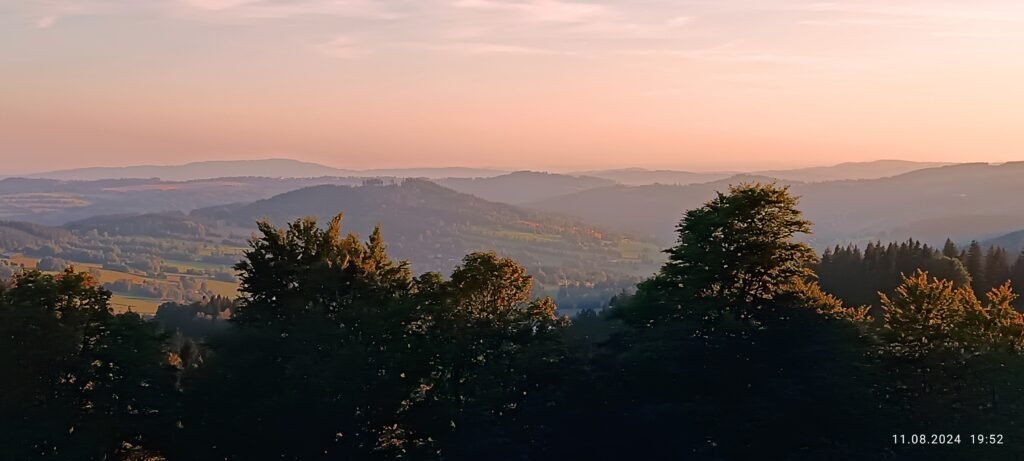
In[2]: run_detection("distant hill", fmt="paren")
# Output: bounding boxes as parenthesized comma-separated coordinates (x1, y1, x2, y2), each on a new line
(435, 171, 616, 204)
(570, 168, 733, 186)
(359, 167, 508, 179)
(525, 163, 1024, 249)
(192, 179, 661, 275)
(65, 211, 211, 239)
(0, 176, 370, 225)
(524, 175, 777, 245)
(983, 230, 1024, 254)
(25, 159, 507, 181)
(754, 160, 950, 182)
(571, 160, 946, 186)
(27, 159, 347, 181)
(0, 220, 73, 252)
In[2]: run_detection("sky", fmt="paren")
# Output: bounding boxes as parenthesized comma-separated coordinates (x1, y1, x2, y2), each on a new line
(2, 0, 1024, 174)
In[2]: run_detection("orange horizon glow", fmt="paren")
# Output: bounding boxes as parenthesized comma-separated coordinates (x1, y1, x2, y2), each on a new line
(2, 0, 1024, 173)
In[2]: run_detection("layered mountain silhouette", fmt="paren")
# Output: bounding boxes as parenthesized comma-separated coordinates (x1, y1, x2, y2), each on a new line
(21, 159, 507, 181)
(526, 163, 1024, 248)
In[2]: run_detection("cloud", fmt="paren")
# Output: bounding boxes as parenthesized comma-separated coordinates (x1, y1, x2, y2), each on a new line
(34, 15, 58, 28)
(399, 41, 560, 56)
(667, 15, 694, 26)
(185, 0, 261, 10)
(181, 0, 396, 20)
(618, 41, 838, 67)
(451, 0, 609, 23)
(789, 1, 1024, 26)
(17, 0, 113, 28)
(315, 36, 371, 59)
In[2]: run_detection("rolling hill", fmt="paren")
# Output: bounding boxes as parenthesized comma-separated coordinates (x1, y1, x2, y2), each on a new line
(0, 176, 369, 225)
(569, 168, 734, 186)
(753, 159, 951, 182)
(574, 160, 947, 186)
(65, 211, 212, 239)
(983, 230, 1024, 255)
(525, 163, 1024, 249)
(0, 220, 74, 252)
(435, 171, 616, 204)
(192, 179, 661, 275)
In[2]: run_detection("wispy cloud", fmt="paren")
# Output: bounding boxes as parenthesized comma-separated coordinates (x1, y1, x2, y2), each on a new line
(398, 41, 561, 56)
(182, 0, 396, 20)
(790, 1, 1024, 27)
(34, 15, 58, 28)
(18, 0, 114, 29)
(314, 36, 372, 59)
(451, 0, 609, 23)
(620, 41, 831, 66)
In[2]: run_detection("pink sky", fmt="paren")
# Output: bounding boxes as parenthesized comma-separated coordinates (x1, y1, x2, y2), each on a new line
(2, 0, 1024, 173)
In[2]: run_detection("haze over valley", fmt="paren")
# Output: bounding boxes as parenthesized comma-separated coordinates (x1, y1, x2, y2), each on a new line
(2, 157, 1023, 316)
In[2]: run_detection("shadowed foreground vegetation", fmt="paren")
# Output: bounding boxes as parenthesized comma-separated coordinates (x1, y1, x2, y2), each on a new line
(3, 184, 1024, 460)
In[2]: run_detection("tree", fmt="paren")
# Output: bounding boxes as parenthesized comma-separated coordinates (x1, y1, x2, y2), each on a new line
(396, 252, 568, 459)
(877, 271, 1024, 439)
(942, 239, 959, 259)
(0, 269, 175, 460)
(816, 239, 971, 310)
(632, 183, 817, 323)
(1012, 252, 1024, 307)
(881, 271, 1023, 361)
(963, 240, 986, 295)
(594, 184, 886, 460)
(984, 246, 1011, 292)
(179, 216, 568, 461)
(232, 214, 413, 329)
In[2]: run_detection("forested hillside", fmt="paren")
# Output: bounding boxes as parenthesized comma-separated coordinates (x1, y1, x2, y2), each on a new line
(816, 238, 1024, 310)
(435, 171, 615, 204)
(5, 183, 1023, 460)
(0, 180, 661, 314)
(192, 179, 660, 277)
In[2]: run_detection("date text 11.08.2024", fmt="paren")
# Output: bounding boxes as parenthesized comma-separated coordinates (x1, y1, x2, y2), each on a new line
(892, 434, 1004, 445)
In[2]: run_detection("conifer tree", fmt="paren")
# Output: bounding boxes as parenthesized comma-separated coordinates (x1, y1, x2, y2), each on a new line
(985, 246, 1011, 292)
(942, 238, 959, 259)
(964, 240, 986, 295)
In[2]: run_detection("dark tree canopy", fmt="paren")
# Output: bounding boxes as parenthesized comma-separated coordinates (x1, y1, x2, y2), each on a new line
(626, 183, 817, 323)
(0, 269, 175, 461)
(8, 198, 1024, 460)
(175, 215, 567, 460)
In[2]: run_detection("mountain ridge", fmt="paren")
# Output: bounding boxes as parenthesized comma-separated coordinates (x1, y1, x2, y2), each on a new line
(21, 159, 509, 181)
(525, 162, 1024, 249)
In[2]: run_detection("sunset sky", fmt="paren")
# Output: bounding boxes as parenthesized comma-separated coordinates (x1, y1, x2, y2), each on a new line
(2, 0, 1023, 173)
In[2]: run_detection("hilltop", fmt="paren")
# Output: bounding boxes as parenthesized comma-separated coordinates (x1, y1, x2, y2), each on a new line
(192, 179, 660, 275)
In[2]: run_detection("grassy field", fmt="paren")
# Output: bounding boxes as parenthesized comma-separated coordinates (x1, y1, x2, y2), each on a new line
(109, 294, 164, 314)
(204, 279, 240, 298)
(163, 258, 235, 271)
(615, 239, 661, 260)
(3, 253, 240, 314)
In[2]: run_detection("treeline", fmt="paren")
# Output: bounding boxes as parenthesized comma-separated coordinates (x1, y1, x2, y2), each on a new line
(19, 232, 242, 279)
(818, 239, 1024, 308)
(3, 185, 1024, 460)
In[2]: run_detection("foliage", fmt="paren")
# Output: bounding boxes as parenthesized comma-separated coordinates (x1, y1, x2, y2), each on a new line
(173, 215, 568, 460)
(0, 269, 176, 460)
(623, 183, 817, 323)
(10, 188, 1024, 460)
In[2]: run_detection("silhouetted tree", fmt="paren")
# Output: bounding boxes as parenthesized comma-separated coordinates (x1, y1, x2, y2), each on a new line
(0, 269, 175, 460)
